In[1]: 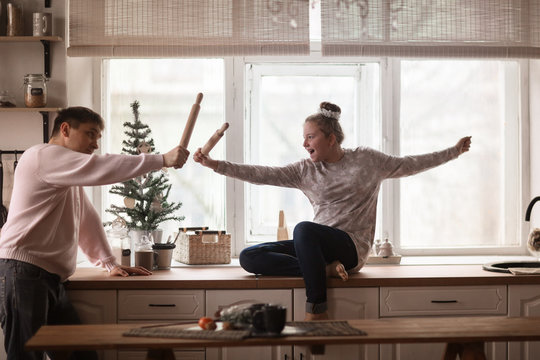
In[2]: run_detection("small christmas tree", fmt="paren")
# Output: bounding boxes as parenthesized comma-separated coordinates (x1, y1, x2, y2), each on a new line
(106, 100, 184, 231)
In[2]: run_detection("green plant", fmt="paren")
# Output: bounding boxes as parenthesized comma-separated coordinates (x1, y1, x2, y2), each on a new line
(105, 100, 184, 230)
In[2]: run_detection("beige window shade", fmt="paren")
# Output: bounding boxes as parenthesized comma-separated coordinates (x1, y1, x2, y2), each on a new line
(322, 0, 540, 58)
(68, 0, 309, 57)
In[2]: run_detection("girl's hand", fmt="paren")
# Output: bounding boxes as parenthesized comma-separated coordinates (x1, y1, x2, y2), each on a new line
(193, 148, 219, 171)
(456, 136, 472, 155)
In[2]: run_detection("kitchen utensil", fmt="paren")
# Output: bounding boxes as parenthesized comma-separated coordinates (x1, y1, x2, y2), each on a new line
(6, 2, 23, 36)
(152, 243, 176, 270)
(179, 93, 203, 148)
(277, 210, 289, 240)
(32, 12, 52, 36)
(201, 122, 229, 155)
(525, 197, 540, 258)
(0, 151, 8, 227)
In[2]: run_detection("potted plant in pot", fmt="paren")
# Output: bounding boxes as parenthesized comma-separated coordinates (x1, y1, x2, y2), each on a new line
(105, 100, 184, 245)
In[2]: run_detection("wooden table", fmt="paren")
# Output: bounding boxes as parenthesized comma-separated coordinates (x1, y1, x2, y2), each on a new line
(26, 316, 540, 360)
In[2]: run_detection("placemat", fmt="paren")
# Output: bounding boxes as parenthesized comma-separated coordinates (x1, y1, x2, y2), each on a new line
(123, 321, 366, 340)
(287, 321, 367, 336)
(124, 325, 250, 340)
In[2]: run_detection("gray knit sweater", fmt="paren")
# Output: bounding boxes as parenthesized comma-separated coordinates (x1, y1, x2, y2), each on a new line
(215, 145, 460, 273)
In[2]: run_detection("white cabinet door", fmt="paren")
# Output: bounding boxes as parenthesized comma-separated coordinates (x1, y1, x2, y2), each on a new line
(67, 290, 118, 360)
(508, 285, 540, 360)
(379, 286, 507, 360)
(293, 287, 379, 360)
(206, 289, 293, 360)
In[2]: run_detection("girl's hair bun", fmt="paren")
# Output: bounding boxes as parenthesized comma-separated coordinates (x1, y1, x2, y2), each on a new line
(318, 102, 341, 120)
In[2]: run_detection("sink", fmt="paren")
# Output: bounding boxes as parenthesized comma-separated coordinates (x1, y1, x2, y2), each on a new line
(482, 261, 540, 273)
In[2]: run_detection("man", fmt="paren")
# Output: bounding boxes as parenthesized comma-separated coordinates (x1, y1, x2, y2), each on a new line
(0, 107, 189, 359)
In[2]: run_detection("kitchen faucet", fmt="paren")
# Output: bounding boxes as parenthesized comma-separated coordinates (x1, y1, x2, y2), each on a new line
(525, 196, 540, 221)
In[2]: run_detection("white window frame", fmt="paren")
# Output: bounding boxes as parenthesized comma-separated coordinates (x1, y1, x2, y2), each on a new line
(94, 56, 530, 257)
(385, 58, 530, 256)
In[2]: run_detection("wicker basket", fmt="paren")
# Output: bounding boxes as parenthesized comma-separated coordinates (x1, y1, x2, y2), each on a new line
(173, 230, 231, 265)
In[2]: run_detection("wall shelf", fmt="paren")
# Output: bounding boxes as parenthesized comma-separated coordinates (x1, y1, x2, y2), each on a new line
(0, 36, 62, 42)
(0, 107, 61, 112)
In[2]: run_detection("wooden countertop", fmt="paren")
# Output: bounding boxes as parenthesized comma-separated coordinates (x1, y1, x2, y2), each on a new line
(65, 264, 540, 290)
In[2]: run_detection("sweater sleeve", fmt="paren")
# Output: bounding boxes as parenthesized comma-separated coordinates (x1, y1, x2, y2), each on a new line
(78, 189, 118, 271)
(215, 160, 304, 188)
(372, 145, 460, 179)
(37, 145, 163, 187)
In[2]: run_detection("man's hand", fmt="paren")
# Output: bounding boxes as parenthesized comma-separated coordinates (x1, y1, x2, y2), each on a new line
(455, 136, 472, 155)
(193, 148, 219, 171)
(163, 146, 190, 169)
(110, 265, 152, 277)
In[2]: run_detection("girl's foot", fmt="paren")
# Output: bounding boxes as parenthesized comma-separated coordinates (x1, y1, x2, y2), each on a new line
(304, 311, 329, 321)
(326, 261, 348, 281)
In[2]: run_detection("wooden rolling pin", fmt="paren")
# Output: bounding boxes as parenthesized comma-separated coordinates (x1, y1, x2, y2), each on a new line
(179, 93, 204, 148)
(201, 122, 229, 155)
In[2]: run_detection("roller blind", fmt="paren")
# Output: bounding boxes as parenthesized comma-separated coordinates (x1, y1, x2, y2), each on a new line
(68, 0, 309, 57)
(321, 0, 540, 58)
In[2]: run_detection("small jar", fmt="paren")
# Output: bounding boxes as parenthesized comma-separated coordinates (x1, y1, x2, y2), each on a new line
(23, 74, 48, 108)
(106, 217, 131, 265)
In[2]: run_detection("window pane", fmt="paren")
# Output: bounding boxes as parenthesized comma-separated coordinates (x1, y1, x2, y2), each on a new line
(399, 60, 519, 249)
(247, 63, 381, 243)
(103, 59, 225, 239)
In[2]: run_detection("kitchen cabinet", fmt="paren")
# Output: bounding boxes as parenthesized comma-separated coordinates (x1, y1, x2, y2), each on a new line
(116, 289, 206, 360)
(67, 290, 117, 360)
(293, 287, 379, 360)
(379, 286, 507, 360)
(0, 36, 63, 143)
(508, 285, 540, 360)
(206, 289, 293, 360)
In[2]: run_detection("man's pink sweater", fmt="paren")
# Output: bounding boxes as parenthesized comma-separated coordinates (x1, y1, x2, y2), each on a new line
(0, 144, 163, 281)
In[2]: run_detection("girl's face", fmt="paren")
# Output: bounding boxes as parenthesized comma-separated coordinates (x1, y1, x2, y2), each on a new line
(303, 121, 335, 162)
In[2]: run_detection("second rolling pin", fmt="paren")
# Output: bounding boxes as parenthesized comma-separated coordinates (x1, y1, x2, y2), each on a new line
(201, 122, 229, 155)
(179, 93, 204, 148)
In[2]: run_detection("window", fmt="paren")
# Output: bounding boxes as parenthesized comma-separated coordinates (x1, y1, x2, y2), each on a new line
(244, 62, 381, 243)
(102, 57, 526, 256)
(102, 59, 226, 241)
(396, 60, 522, 254)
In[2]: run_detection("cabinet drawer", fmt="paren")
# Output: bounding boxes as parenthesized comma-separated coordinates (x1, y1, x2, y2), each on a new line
(380, 285, 507, 317)
(118, 290, 204, 320)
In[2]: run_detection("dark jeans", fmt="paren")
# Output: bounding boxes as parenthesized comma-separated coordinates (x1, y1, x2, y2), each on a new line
(0, 259, 97, 360)
(239, 221, 358, 314)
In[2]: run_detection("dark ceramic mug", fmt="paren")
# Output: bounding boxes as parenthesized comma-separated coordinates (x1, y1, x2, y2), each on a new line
(252, 304, 287, 334)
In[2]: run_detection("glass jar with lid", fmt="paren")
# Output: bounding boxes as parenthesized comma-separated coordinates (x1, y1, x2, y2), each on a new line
(23, 74, 48, 108)
(106, 217, 132, 266)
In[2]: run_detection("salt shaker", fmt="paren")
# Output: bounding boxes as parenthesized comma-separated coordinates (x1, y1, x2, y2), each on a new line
(374, 239, 382, 255)
(379, 238, 394, 257)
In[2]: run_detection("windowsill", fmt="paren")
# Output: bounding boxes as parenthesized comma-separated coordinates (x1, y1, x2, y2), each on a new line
(76, 255, 538, 269)
(398, 255, 539, 265)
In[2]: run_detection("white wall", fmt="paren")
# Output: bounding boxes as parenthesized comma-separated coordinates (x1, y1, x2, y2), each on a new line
(0, 0, 66, 207)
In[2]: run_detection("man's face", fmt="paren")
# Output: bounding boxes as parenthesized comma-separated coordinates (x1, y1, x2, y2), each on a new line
(63, 122, 102, 154)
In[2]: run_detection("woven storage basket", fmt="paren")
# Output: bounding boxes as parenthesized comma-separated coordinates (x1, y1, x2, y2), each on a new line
(173, 230, 231, 265)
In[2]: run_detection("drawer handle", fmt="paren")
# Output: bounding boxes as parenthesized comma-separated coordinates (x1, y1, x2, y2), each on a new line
(431, 300, 458, 303)
(148, 304, 177, 307)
